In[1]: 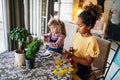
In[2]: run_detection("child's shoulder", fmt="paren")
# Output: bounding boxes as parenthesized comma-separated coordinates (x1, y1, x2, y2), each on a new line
(88, 35, 98, 42)
(74, 32, 81, 37)
(58, 33, 65, 38)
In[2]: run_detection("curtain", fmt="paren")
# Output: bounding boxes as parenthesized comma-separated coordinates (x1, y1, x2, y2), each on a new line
(24, 0, 30, 31)
(29, 0, 54, 37)
(8, 0, 25, 51)
(4, 0, 54, 51)
(9, 0, 25, 29)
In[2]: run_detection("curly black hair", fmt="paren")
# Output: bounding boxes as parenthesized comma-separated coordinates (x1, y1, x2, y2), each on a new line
(78, 2, 102, 28)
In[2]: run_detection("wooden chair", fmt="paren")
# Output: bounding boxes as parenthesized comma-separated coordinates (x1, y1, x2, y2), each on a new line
(89, 37, 111, 80)
(64, 22, 77, 50)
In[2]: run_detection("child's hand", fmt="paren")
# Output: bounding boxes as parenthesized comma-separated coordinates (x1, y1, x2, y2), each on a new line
(44, 42, 50, 46)
(41, 35, 48, 42)
(69, 47, 74, 53)
(63, 50, 73, 59)
(43, 35, 48, 42)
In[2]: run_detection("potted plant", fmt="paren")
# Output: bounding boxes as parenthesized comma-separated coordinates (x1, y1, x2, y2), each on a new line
(10, 27, 31, 66)
(25, 38, 43, 69)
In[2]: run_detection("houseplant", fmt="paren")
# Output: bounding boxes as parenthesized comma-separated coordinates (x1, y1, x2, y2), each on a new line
(25, 38, 43, 69)
(10, 27, 31, 66)
(10, 27, 31, 52)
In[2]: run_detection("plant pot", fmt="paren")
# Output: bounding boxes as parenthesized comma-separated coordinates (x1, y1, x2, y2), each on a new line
(15, 52, 25, 66)
(25, 58, 35, 69)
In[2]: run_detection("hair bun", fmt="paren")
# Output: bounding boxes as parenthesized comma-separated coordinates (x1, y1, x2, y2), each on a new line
(83, 2, 102, 20)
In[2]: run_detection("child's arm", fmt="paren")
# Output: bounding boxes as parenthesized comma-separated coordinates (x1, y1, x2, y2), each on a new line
(45, 35, 65, 48)
(72, 54, 94, 66)
(42, 33, 51, 42)
(64, 52, 94, 66)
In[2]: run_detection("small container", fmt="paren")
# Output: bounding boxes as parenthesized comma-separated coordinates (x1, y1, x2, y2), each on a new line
(69, 47, 73, 53)
(69, 47, 73, 65)
(44, 35, 48, 38)
(44, 35, 49, 42)
(69, 58, 73, 65)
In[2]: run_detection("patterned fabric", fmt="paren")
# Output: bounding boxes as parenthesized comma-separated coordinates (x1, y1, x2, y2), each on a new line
(45, 32, 65, 48)
(48, 34, 63, 54)
(0, 51, 72, 80)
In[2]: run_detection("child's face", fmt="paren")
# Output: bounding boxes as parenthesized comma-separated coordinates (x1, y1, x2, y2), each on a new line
(49, 25, 60, 34)
(76, 18, 91, 34)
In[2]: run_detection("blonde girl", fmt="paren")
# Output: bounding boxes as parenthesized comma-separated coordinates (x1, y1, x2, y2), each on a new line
(43, 18, 66, 54)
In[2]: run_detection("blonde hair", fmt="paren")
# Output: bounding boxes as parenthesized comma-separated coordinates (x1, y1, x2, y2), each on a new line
(48, 18, 66, 37)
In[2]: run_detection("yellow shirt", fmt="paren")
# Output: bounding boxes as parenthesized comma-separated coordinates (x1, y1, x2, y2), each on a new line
(72, 32, 99, 80)
(72, 32, 99, 58)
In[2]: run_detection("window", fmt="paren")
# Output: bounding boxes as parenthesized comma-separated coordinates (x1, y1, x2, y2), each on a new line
(60, 0, 73, 21)
(0, 0, 8, 53)
(54, 0, 73, 22)
(29, 0, 49, 38)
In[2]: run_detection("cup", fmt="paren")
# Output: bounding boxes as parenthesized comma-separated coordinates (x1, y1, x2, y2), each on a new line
(69, 47, 73, 53)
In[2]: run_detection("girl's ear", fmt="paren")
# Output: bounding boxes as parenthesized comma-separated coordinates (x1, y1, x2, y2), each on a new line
(88, 26, 92, 30)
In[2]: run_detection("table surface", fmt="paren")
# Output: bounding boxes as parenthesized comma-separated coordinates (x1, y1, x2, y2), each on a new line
(0, 50, 72, 80)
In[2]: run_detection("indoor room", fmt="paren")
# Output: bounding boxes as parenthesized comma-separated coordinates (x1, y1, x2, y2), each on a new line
(0, 0, 120, 80)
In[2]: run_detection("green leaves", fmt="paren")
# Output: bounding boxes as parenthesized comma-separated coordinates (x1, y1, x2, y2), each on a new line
(10, 27, 31, 46)
(26, 39, 43, 60)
